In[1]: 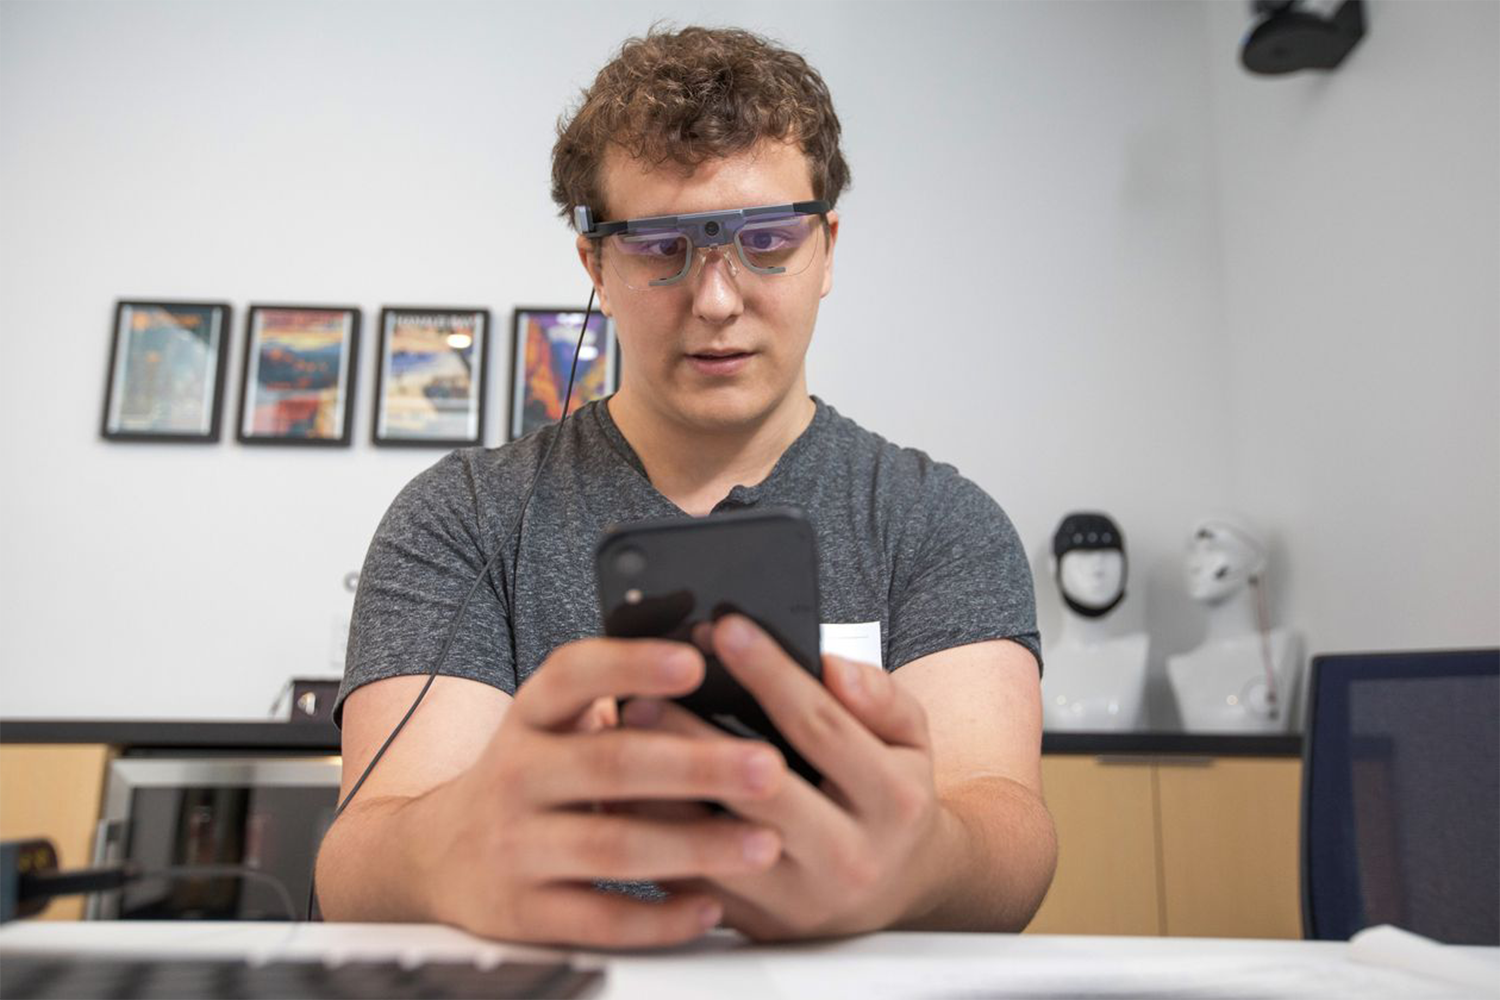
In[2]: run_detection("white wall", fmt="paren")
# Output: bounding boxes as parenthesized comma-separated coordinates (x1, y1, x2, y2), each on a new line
(0, 1, 1492, 723)
(1204, 0, 1500, 659)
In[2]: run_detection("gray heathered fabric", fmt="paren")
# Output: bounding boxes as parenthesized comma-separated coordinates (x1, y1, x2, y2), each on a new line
(335, 396, 1041, 725)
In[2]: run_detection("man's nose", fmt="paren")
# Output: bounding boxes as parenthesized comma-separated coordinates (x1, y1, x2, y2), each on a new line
(691, 246, 744, 325)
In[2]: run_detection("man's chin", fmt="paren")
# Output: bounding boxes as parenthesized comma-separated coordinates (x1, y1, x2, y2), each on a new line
(669, 384, 784, 434)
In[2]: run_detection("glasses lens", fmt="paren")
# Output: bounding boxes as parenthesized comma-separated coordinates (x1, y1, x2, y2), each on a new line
(608, 230, 691, 289)
(735, 215, 821, 276)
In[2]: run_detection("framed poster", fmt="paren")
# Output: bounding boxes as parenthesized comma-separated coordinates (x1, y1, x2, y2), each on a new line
(508, 307, 618, 441)
(101, 300, 231, 442)
(372, 307, 490, 447)
(237, 305, 360, 446)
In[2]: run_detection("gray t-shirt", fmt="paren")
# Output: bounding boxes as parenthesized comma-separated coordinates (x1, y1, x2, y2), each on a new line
(335, 396, 1040, 725)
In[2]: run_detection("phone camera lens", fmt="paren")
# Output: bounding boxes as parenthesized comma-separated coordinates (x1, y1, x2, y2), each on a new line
(615, 547, 646, 577)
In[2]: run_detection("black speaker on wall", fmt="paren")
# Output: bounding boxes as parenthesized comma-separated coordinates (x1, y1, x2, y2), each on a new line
(1241, 0, 1366, 76)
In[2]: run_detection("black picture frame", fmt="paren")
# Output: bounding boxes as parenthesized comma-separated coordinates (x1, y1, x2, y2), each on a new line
(508, 306, 619, 442)
(236, 304, 360, 447)
(100, 300, 232, 443)
(372, 307, 491, 448)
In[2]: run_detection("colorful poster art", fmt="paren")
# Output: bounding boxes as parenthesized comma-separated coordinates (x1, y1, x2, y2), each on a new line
(509, 308, 617, 441)
(102, 301, 230, 441)
(374, 309, 488, 446)
(238, 306, 359, 446)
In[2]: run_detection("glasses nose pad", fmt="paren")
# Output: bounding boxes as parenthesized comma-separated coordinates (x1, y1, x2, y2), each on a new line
(693, 243, 739, 282)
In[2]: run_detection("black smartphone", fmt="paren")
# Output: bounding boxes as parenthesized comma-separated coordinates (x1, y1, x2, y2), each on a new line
(595, 506, 823, 785)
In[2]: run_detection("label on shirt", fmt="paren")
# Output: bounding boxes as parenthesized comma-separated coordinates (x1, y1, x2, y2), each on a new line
(820, 621, 883, 669)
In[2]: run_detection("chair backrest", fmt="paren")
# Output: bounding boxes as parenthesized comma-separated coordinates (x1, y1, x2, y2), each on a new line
(1302, 648, 1499, 944)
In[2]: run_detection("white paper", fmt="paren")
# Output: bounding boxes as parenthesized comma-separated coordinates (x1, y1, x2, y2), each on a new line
(1350, 924, 1500, 997)
(759, 951, 1484, 999)
(820, 621, 882, 668)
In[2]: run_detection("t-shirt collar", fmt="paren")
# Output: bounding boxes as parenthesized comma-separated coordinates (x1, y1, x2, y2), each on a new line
(591, 394, 830, 510)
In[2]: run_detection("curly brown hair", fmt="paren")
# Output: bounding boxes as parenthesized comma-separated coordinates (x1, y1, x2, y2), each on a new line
(551, 25, 850, 227)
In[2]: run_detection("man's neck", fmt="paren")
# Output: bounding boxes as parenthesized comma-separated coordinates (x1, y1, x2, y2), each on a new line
(608, 388, 816, 517)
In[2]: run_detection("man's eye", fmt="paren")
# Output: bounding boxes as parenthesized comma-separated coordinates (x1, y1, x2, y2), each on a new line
(623, 236, 683, 257)
(743, 230, 794, 252)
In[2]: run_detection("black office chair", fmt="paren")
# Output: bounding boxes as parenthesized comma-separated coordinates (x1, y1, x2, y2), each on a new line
(1302, 648, 1499, 944)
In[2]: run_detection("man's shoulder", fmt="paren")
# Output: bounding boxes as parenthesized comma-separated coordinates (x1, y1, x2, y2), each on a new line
(399, 403, 606, 504)
(390, 439, 530, 509)
(811, 401, 1017, 563)
(815, 400, 977, 503)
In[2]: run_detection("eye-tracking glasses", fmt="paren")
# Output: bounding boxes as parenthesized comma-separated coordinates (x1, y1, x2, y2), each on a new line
(575, 200, 830, 290)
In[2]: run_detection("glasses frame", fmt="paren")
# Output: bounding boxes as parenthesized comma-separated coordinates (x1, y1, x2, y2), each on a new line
(577, 200, 831, 289)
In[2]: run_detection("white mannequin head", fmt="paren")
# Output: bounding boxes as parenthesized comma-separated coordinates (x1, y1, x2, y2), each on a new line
(1059, 550, 1126, 613)
(1184, 514, 1268, 606)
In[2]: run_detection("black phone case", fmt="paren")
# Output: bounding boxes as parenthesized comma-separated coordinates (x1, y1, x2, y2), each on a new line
(595, 507, 823, 785)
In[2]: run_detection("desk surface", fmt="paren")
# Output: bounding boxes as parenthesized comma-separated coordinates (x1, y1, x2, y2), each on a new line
(1, 922, 1494, 1000)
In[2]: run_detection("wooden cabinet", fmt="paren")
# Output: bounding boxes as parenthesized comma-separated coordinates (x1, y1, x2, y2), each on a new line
(1027, 756, 1161, 935)
(0, 744, 113, 920)
(1027, 754, 1302, 939)
(1156, 757, 1303, 938)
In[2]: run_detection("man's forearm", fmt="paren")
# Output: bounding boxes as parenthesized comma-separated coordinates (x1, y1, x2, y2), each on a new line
(898, 775, 1058, 932)
(314, 786, 448, 922)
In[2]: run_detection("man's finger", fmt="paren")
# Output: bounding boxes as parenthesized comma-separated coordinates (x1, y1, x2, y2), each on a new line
(514, 811, 781, 882)
(662, 877, 788, 942)
(522, 728, 784, 804)
(573, 696, 619, 733)
(710, 615, 898, 802)
(690, 621, 715, 652)
(629, 699, 863, 861)
(516, 638, 703, 730)
(822, 655, 930, 749)
(523, 884, 722, 949)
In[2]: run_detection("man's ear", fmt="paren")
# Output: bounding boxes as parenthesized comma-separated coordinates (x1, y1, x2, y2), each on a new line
(575, 235, 613, 317)
(819, 210, 839, 299)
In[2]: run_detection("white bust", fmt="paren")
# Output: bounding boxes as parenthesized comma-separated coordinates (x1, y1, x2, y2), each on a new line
(1166, 514, 1303, 733)
(1042, 513, 1149, 732)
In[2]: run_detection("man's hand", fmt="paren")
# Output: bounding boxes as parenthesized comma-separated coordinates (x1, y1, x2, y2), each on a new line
(625, 615, 960, 940)
(358, 638, 790, 948)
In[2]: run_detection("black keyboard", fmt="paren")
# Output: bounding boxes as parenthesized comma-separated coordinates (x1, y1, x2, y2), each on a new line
(0, 952, 602, 999)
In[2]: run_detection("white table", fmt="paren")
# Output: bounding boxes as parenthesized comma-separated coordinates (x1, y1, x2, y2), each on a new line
(1, 921, 1496, 999)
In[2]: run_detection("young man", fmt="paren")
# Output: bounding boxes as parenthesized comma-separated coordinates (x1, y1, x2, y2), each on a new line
(317, 26, 1056, 948)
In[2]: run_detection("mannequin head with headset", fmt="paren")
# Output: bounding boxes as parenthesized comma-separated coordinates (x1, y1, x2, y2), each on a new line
(1184, 514, 1269, 607)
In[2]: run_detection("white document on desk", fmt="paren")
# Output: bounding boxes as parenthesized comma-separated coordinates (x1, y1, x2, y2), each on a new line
(752, 937, 1485, 1000)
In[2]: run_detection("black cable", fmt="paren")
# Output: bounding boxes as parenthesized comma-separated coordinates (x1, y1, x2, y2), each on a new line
(12, 860, 298, 923)
(507, 297, 594, 656)
(307, 289, 597, 920)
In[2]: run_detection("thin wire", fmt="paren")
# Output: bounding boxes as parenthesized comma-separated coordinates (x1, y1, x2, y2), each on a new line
(1251, 574, 1280, 718)
(508, 298, 595, 642)
(134, 865, 298, 923)
(266, 679, 293, 719)
(306, 288, 597, 920)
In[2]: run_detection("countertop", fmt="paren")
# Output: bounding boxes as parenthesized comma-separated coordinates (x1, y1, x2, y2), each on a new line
(0, 719, 1301, 756)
